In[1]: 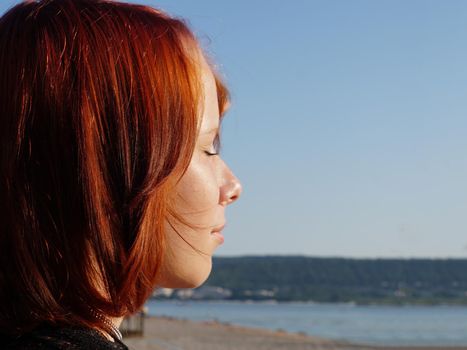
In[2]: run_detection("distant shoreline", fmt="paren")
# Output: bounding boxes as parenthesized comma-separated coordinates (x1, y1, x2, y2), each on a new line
(151, 297, 467, 307)
(199, 256, 467, 306)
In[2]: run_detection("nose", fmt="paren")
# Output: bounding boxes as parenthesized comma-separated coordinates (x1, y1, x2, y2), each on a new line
(219, 163, 242, 206)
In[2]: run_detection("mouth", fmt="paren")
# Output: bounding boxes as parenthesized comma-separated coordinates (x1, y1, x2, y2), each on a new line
(211, 224, 225, 244)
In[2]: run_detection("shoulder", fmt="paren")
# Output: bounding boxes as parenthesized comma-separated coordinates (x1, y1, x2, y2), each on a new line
(1, 326, 128, 350)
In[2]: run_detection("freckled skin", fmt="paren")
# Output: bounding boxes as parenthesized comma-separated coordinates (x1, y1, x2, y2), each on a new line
(155, 59, 242, 289)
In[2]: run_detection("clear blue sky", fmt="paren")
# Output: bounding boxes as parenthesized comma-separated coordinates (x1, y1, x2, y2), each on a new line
(2, 0, 467, 258)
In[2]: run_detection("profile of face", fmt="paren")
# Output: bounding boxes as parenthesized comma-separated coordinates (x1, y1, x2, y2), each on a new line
(155, 58, 242, 289)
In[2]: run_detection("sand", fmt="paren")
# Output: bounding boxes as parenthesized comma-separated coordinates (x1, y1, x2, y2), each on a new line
(122, 316, 467, 350)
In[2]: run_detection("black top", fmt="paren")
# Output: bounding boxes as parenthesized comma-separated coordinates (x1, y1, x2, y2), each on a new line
(2, 326, 129, 350)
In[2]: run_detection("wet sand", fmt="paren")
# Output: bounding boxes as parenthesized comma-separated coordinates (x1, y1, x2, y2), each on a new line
(122, 316, 467, 350)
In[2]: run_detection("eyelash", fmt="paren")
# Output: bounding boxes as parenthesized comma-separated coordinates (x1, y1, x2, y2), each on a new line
(204, 150, 219, 157)
(204, 135, 220, 156)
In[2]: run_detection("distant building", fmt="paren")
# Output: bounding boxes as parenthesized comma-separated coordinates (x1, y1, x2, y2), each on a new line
(175, 289, 194, 299)
(191, 286, 232, 300)
(394, 288, 407, 298)
(152, 288, 174, 298)
(243, 289, 275, 298)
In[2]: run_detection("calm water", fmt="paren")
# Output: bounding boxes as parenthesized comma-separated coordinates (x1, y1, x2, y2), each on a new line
(145, 300, 467, 346)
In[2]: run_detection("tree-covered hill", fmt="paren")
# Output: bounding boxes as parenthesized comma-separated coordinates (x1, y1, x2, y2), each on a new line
(200, 256, 467, 304)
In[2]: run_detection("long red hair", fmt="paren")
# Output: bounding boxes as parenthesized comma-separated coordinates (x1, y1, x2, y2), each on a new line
(0, 0, 229, 336)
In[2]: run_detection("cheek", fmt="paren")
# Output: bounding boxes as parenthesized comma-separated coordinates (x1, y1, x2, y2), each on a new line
(156, 157, 220, 289)
(156, 228, 213, 289)
(175, 156, 219, 213)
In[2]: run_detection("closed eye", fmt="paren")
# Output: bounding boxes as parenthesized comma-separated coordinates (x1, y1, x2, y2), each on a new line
(204, 150, 219, 156)
(204, 133, 221, 157)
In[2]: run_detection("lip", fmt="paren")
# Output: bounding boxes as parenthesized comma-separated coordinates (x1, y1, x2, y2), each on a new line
(212, 224, 225, 232)
(211, 224, 225, 244)
(211, 231, 224, 244)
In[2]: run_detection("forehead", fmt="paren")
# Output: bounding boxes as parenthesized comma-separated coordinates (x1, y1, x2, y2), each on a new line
(199, 63, 220, 131)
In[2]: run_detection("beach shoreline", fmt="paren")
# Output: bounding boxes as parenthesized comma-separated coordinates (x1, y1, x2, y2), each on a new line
(122, 315, 467, 350)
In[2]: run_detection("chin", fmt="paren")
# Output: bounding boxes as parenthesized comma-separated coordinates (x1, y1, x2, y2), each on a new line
(156, 258, 213, 289)
(179, 277, 208, 289)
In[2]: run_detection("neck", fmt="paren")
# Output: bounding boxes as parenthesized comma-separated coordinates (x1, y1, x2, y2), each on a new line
(96, 317, 124, 342)
(111, 316, 124, 329)
(103, 316, 124, 342)
(89, 308, 125, 342)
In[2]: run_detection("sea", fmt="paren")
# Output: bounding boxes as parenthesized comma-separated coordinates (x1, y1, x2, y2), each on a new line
(145, 300, 467, 347)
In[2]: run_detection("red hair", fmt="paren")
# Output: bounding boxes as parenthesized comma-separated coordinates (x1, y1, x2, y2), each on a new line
(0, 0, 229, 336)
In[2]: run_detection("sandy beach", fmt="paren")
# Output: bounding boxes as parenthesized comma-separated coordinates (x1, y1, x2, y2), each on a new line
(122, 316, 467, 350)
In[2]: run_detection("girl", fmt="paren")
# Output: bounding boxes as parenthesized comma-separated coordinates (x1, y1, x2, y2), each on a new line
(0, 0, 242, 348)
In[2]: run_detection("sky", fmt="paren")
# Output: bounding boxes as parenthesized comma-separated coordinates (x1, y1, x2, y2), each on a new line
(1, 0, 467, 258)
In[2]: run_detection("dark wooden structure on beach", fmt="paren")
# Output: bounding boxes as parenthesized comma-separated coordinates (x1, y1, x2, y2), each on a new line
(120, 310, 145, 337)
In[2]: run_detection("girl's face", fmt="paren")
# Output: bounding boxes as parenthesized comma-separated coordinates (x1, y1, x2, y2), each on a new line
(155, 60, 242, 289)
